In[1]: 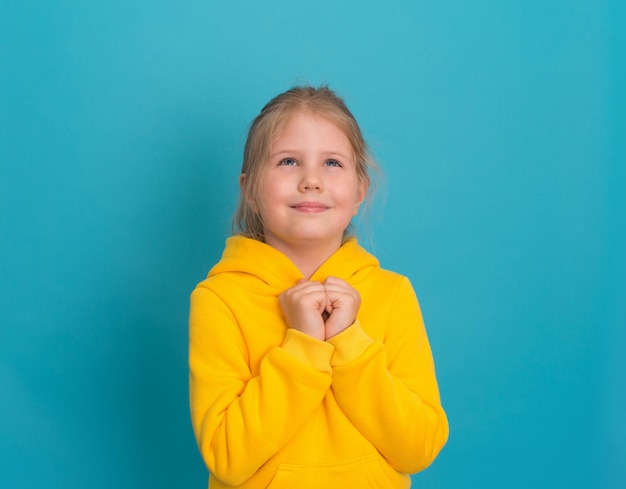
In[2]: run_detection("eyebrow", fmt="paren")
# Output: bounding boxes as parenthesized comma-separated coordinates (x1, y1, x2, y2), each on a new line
(269, 150, 353, 160)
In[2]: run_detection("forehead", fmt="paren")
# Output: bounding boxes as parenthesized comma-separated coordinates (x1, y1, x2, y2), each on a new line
(271, 109, 352, 150)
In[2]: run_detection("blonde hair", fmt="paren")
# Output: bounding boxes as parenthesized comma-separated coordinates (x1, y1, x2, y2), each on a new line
(233, 85, 378, 241)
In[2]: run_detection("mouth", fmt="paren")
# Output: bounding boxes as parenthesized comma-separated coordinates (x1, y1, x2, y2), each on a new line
(291, 201, 330, 213)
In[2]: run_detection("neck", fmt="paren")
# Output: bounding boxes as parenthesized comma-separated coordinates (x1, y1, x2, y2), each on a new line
(265, 238, 342, 279)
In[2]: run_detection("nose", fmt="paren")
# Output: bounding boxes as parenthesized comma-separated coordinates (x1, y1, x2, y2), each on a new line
(298, 170, 323, 192)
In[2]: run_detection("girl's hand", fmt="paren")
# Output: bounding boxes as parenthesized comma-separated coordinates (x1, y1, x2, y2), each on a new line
(322, 277, 361, 340)
(279, 279, 327, 341)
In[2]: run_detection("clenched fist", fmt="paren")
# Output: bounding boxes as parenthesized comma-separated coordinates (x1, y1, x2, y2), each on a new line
(279, 277, 360, 341)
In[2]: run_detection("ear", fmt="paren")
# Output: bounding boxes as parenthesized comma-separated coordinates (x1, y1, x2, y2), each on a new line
(240, 173, 258, 213)
(352, 179, 368, 216)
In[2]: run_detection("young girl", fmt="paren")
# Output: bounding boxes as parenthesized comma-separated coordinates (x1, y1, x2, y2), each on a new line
(189, 86, 448, 489)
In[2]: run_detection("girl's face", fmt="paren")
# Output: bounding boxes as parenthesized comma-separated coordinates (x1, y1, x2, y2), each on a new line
(253, 109, 366, 255)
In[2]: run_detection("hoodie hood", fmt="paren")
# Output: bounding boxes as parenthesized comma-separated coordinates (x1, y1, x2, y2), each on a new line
(208, 235, 379, 295)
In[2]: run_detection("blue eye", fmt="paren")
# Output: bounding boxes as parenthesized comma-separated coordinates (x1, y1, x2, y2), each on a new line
(279, 158, 298, 166)
(325, 159, 342, 167)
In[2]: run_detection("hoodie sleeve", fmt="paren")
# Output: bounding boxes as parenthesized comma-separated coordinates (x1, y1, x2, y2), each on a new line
(189, 286, 333, 487)
(327, 276, 449, 474)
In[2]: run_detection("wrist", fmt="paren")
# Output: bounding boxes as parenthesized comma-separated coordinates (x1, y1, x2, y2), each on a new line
(290, 324, 325, 342)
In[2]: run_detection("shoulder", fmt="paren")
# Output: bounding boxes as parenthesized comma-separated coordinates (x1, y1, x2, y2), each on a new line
(191, 273, 241, 305)
(365, 266, 416, 297)
(190, 277, 226, 310)
(190, 264, 243, 307)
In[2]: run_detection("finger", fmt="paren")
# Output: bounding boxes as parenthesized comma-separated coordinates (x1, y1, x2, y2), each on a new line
(324, 284, 359, 302)
(288, 283, 328, 308)
(323, 276, 349, 286)
(283, 281, 323, 300)
(323, 276, 354, 292)
(323, 284, 353, 297)
(291, 279, 323, 292)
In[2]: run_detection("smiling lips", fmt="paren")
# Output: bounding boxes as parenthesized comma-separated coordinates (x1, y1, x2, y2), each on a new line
(291, 201, 330, 213)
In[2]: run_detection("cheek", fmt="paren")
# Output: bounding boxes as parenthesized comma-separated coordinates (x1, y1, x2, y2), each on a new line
(256, 180, 285, 217)
(263, 174, 294, 200)
(350, 183, 366, 215)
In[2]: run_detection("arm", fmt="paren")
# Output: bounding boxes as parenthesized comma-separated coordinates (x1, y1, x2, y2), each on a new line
(327, 277, 449, 473)
(189, 286, 333, 486)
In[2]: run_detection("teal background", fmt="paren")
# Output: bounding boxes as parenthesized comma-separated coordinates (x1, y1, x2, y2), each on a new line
(1, 1, 623, 487)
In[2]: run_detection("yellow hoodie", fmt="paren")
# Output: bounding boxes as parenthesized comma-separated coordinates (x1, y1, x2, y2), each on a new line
(189, 236, 448, 489)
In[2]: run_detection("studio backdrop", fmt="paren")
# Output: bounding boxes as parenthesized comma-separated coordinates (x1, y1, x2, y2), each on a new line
(1, 1, 623, 488)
